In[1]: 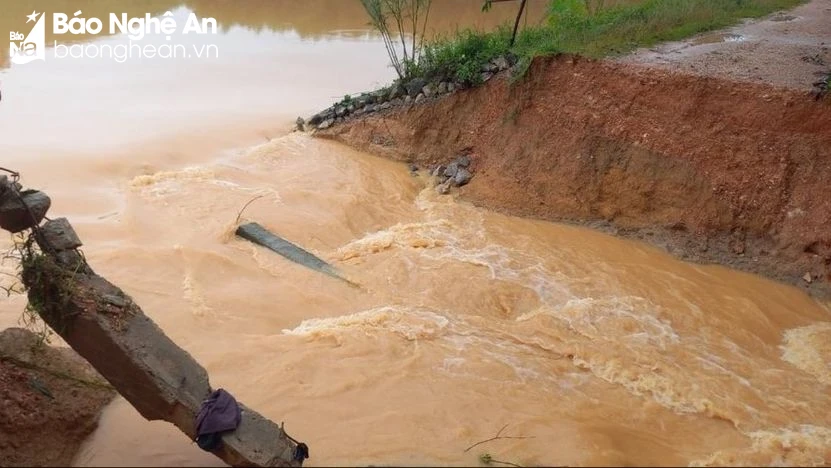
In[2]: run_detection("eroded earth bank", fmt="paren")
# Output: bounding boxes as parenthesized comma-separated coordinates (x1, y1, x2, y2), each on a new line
(319, 54, 831, 297)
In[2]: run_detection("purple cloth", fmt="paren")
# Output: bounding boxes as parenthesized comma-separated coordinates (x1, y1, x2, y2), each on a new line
(195, 389, 242, 437)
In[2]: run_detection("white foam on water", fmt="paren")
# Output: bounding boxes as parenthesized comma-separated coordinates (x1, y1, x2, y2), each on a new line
(780, 322, 831, 385)
(281, 306, 450, 341)
(690, 424, 831, 467)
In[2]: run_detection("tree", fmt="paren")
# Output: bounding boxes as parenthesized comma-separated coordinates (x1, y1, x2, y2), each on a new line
(360, 0, 433, 80)
(481, 0, 529, 47)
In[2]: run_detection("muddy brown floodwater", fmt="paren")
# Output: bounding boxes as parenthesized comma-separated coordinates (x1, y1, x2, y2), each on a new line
(1, 1, 830, 467)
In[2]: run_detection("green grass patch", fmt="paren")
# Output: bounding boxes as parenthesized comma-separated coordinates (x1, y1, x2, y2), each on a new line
(415, 0, 806, 85)
(416, 27, 514, 83)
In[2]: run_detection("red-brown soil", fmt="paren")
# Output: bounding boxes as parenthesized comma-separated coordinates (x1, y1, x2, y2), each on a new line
(319, 54, 831, 296)
(0, 328, 115, 467)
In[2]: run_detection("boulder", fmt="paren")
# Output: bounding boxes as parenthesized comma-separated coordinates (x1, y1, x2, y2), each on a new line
(481, 72, 494, 83)
(447, 82, 457, 93)
(295, 117, 305, 132)
(318, 118, 335, 130)
(389, 85, 405, 100)
(437, 82, 448, 94)
(335, 106, 347, 117)
(481, 62, 498, 73)
(443, 162, 460, 179)
(405, 78, 427, 97)
(422, 84, 435, 98)
(415, 93, 426, 104)
(453, 168, 472, 187)
(456, 155, 471, 168)
(0, 189, 51, 233)
(380, 102, 392, 110)
(492, 56, 510, 71)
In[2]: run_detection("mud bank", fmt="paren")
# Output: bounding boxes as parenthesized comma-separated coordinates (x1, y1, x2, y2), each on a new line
(0, 328, 114, 466)
(318, 55, 831, 297)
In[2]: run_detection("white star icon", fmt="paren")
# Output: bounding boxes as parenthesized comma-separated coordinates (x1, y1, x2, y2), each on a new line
(26, 11, 40, 23)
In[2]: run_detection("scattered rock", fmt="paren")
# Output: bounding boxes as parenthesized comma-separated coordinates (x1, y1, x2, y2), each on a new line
(380, 102, 392, 110)
(390, 98, 404, 107)
(404, 95, 413, 105)
(408, 163, 419, 173)
(436, 179, 453, 195)
(453, 168, 472, 187)
(371, 88, 388, 102)
(492, 56, 510, 71)
(482, 62, 498, 73)
(415, 93, 426, 104)
(295, 117, 305, 131)
(431, 165, 445, 178)
(389, 85, 405, 100)
(443, 161, 460, 178)
(405, 78, 427, 97)
(422, 84, 435, 98)
(447, 82, 457, 93)
(335, 106, 347, 117)
(804, 272, 813, 283)
(308, 111, 328, 126)
(456, 155, 471, 168)
(318, 118, 335, 130)
(438, 82, 448, 94)
(356, 95, 371, 107)
(481, 72, 494, 83)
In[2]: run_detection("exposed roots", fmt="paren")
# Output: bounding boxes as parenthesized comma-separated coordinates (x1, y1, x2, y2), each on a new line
(20, 248, 82, 338)
(1, 169, 83, 346)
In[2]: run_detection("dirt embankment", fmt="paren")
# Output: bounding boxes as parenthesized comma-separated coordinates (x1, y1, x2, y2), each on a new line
(319, 54, 831, 296)
(0, 328, 115, 467)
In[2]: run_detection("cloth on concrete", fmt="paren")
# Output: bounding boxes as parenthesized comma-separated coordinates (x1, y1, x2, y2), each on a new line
(195, 388, 242, 451)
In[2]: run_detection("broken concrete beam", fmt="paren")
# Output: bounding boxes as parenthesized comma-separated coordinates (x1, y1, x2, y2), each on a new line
(0, 181, 51, 233)
(22, 218, 305, 467)
(39, 217, 82, 250)
(236, 222, 354, 287)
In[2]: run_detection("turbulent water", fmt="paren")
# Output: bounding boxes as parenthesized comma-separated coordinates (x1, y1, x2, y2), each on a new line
(1, 2, 830, 467)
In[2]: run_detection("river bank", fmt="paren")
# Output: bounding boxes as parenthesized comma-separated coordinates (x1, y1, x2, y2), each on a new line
(0, 329, 114, 466)
(316, 52, 831, 298)
(312, 1, 831, 298)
